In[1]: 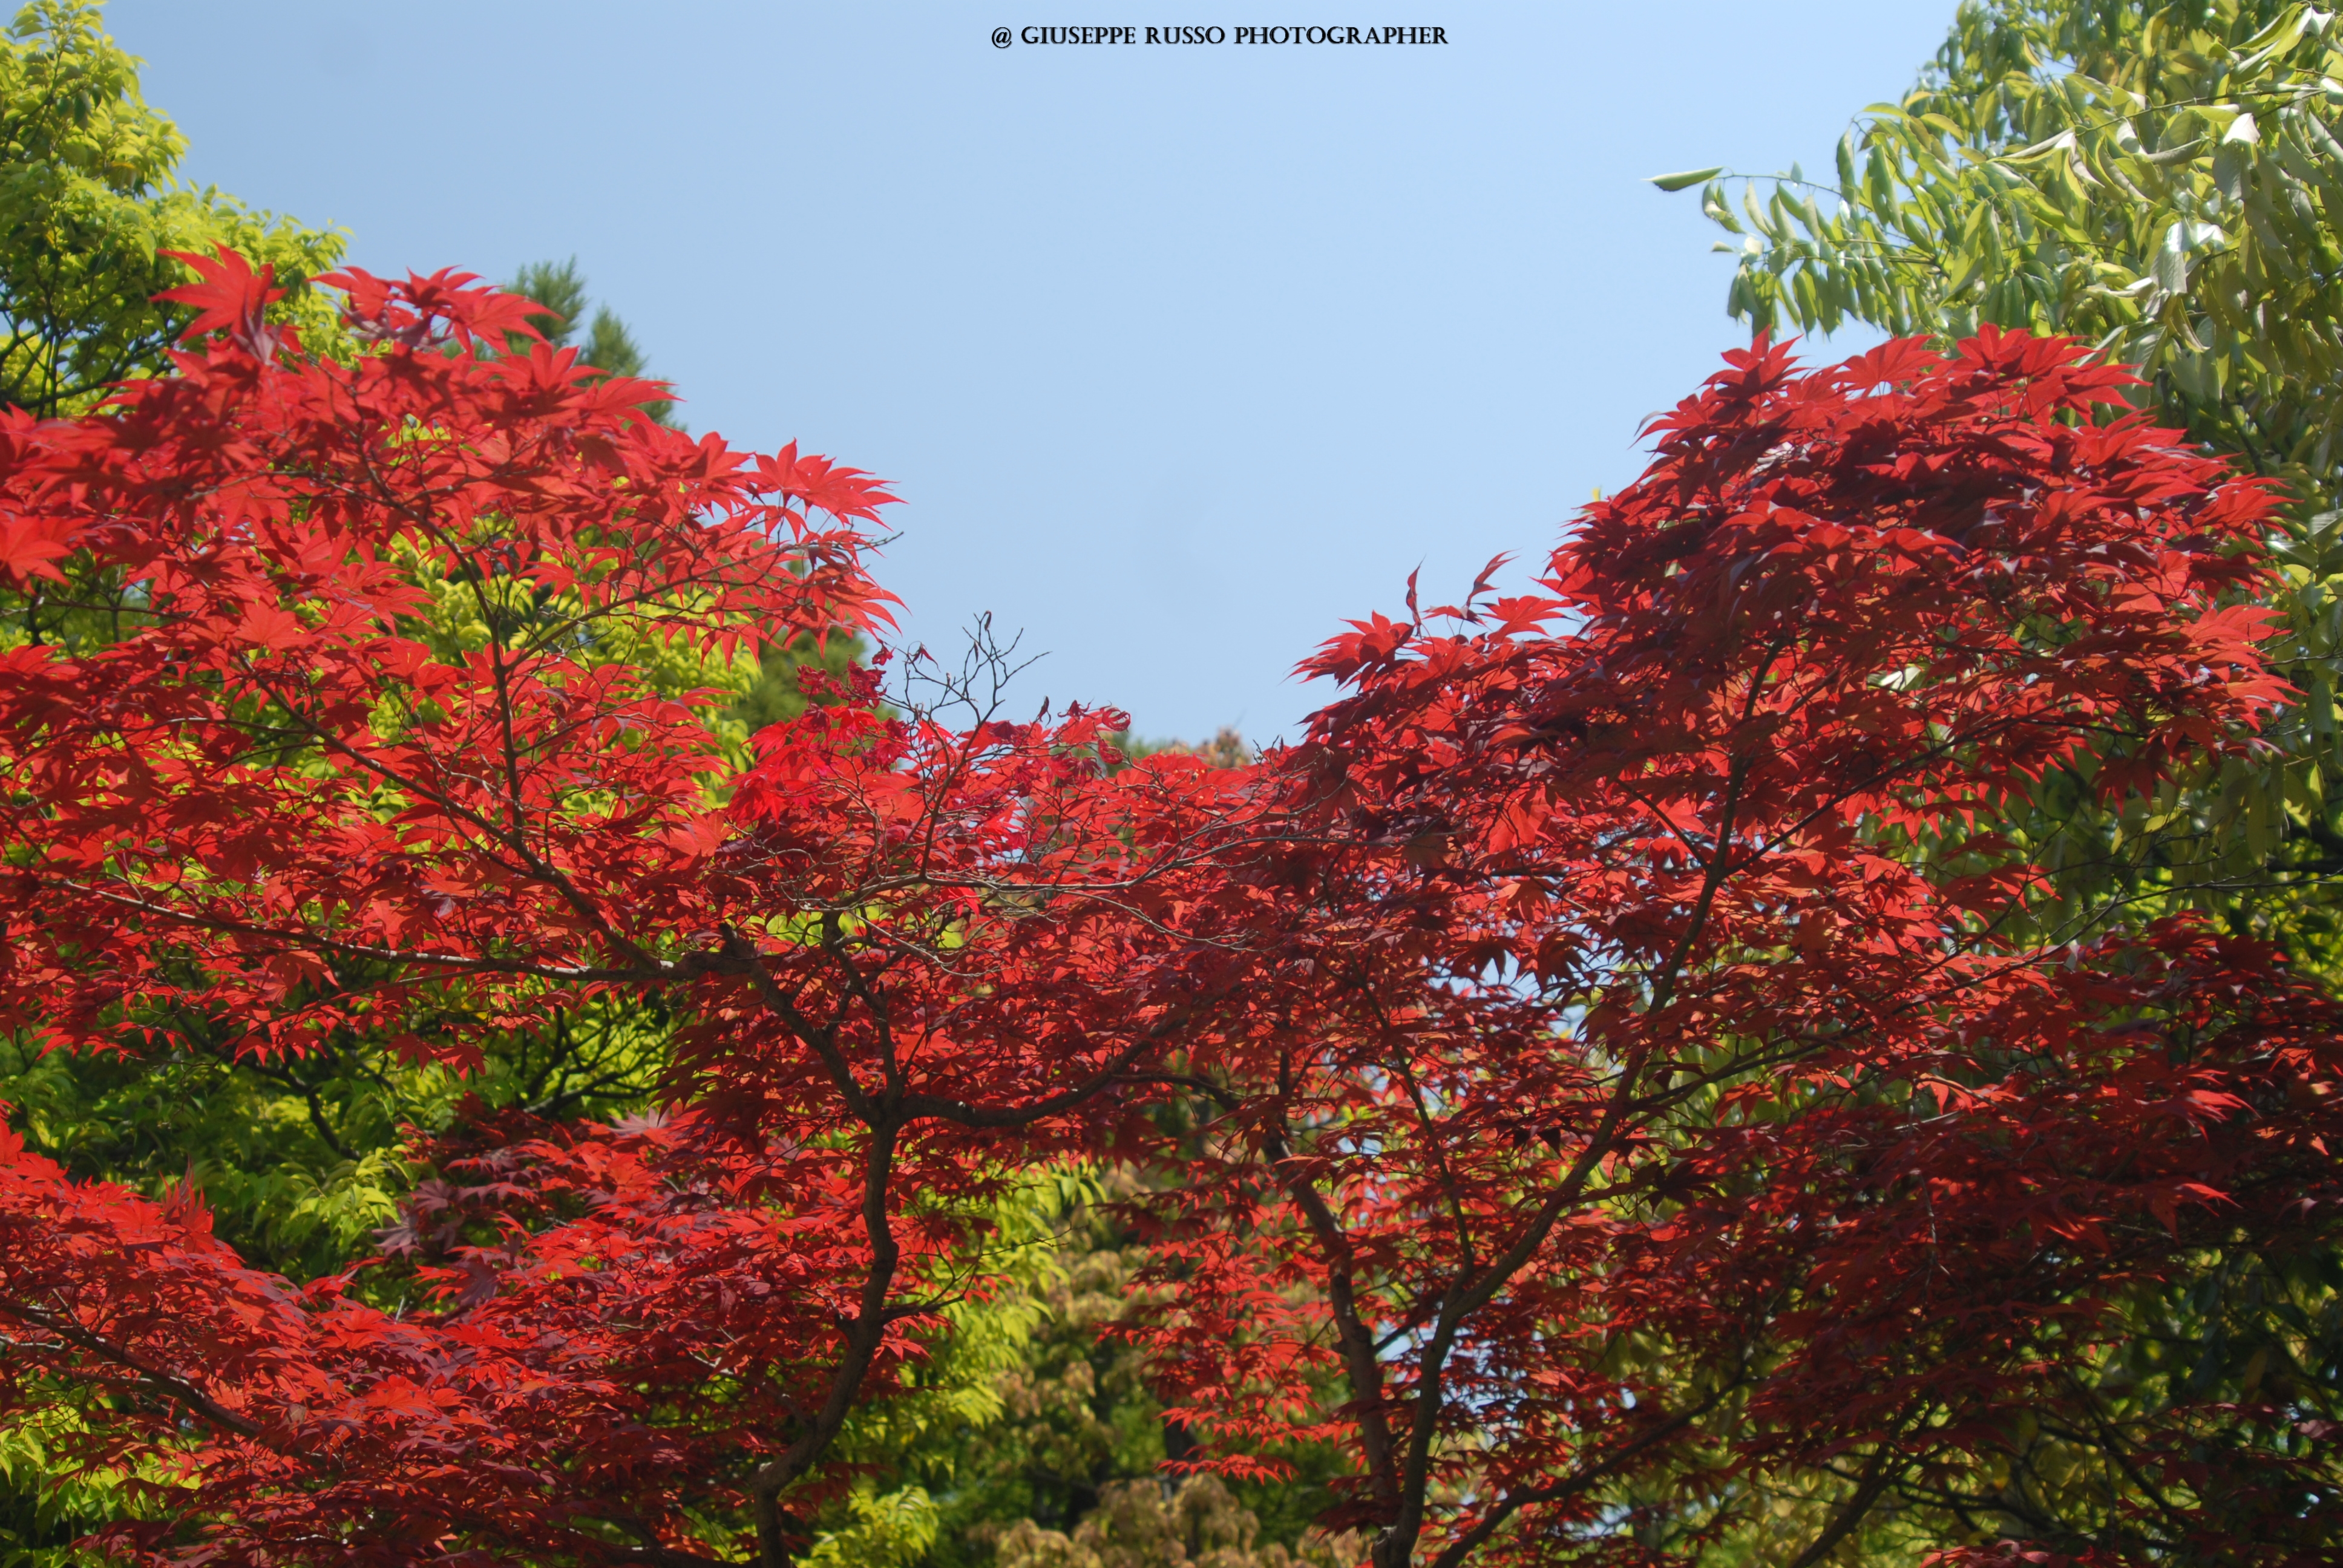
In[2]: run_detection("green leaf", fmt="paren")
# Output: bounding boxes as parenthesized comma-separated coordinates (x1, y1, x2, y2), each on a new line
(1648, 166, 1725, 192)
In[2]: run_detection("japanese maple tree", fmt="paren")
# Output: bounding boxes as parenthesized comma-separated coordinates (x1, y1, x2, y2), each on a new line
(0, 251, 1261, 1564)
(1117, 332, 2343, 1566)
(0, 249, 2336, 1568)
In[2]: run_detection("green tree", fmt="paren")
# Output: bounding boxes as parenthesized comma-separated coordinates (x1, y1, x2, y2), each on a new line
(0, 0, 344, 417)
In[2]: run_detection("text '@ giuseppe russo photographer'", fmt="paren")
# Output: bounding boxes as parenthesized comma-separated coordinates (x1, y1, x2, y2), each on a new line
(994, 25, 1450, 45)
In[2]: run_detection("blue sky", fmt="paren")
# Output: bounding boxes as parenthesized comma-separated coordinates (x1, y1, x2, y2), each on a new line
(112, 1, 1955, 743)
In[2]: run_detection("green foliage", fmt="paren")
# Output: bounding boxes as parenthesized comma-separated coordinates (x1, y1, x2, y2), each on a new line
(798, 1169, 1347, 1568)
(0, 999, 672, 1281)
(807, 1483, 946, 1568)
(0, 0, 344, 416)
(801, 1170, 1161, 1567)
(0, 1403, 133, 1567)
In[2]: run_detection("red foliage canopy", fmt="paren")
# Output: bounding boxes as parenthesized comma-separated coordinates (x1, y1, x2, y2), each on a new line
(0, 260, 2334, 1568)
(1119, 332, 2341, 1567)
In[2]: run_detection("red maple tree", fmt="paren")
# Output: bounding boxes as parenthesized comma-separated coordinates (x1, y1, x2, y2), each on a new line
(0, 255, 2333, 1566)
(1118, 332, 2342, 1566)
(0, 251, 1260, 1564)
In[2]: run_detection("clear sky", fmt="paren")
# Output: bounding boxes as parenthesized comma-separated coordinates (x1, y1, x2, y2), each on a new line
(110, 1, 1955, 744)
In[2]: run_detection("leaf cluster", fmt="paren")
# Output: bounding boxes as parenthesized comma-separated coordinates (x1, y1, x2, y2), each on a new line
(0, 1, 346, 418)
